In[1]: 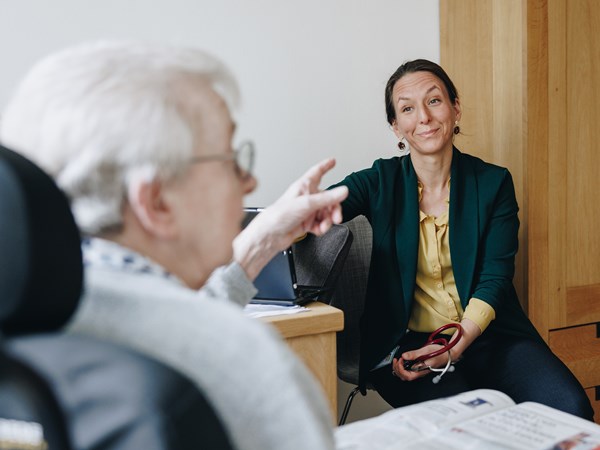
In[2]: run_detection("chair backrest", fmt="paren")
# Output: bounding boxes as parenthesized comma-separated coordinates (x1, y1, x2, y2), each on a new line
(0, 144, 234, 450)
(329, 216, 372, 385)
(4, 334, 234, 450)
(0, 145, 82, 336)
(292, 224, 353, 304)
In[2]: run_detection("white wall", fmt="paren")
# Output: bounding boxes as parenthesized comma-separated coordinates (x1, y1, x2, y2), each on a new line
(0, 0, 439, 422)
(0, 0, 439, 205)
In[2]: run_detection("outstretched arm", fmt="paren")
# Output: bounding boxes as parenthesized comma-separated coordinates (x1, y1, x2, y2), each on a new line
(233, 158, 348, 281)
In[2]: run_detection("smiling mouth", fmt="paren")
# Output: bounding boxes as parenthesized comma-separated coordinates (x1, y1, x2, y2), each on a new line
(418, 128, 439, 137)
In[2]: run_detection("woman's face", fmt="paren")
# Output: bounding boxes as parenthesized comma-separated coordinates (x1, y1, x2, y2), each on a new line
(390, 71, 461, 157)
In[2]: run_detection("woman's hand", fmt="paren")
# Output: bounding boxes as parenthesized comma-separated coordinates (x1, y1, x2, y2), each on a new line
(391, 318, 482, 381)
(391, 342, 450, 381)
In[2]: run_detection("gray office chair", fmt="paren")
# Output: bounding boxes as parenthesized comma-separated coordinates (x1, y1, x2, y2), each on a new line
(0, 144, 234, 450)
(292, 224, 353, 304)
(329, 216, 373, 426)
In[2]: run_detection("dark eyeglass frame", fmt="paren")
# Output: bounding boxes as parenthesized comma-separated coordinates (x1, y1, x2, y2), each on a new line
(188, 140, 255, 181)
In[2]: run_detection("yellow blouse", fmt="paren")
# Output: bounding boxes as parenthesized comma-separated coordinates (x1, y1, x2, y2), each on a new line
(408, 182, 495, 334)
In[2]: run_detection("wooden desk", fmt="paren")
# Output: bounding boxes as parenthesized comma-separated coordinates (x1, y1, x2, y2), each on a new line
(262, 302, 344, 419)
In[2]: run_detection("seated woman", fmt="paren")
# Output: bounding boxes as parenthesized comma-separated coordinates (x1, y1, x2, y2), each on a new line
(329, 59, 594, 420)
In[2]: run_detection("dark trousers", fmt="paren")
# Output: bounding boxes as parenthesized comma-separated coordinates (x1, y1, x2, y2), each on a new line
(368, 330, 595, 421)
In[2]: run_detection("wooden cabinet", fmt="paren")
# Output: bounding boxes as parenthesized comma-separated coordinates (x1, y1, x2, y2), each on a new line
(441, 0, 600, 423)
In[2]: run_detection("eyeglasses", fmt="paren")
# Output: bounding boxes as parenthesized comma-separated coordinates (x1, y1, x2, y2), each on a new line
(189, 140, 255, 181)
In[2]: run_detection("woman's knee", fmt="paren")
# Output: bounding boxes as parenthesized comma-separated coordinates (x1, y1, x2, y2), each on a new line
(559, 388, 595, 421)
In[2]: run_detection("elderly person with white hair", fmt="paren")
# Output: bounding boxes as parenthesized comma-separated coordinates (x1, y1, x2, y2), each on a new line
(0, 41, 348, 450)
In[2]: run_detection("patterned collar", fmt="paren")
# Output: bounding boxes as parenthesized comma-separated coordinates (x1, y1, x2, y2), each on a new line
(82, 237, 182, 284)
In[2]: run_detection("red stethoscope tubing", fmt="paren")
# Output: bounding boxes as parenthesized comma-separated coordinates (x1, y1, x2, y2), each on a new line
(410, 323, 463, 364)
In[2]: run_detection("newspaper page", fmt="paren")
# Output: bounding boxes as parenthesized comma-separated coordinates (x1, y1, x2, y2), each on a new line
(335, 389, 514, 450)
(424, 401, 600, 450)
(336, 389, 600, 450)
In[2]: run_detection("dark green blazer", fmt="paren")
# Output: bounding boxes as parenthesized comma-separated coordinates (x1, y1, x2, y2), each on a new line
(331, 148, 541, 390)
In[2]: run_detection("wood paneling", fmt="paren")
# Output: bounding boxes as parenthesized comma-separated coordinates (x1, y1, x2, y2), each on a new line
(567, 285, 600, 326)
(546, 0, 568, 330)
(441, 0, 493, 164)
(526, 0, 551, 338)
(549, 324, 600, 388)
(566, 1, 600, 289)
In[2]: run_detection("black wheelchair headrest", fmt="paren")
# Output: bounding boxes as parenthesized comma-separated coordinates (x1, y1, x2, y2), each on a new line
(0, 145, 83, 336)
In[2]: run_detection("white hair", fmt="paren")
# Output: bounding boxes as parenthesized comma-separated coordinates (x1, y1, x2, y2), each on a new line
(0, 40, 239, 235)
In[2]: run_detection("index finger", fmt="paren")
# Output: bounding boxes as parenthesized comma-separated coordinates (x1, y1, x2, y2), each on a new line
(304, 158, 336, 180)
(299, 158, 337, 193)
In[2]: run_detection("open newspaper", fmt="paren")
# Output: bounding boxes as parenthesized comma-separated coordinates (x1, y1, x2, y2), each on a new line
(335, 389, 600, 450)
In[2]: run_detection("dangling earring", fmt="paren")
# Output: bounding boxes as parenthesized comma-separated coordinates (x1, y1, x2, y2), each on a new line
(397, 141, 405, 150)
(453, 121, 460, 135)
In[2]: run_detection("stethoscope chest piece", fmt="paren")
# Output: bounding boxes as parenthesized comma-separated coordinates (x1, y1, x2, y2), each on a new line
(401, 323, 463, 384)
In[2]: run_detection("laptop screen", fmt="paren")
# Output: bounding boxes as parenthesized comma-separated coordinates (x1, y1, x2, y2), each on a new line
(242, 208, 301, 304)
(242, 208, 328, 305)
(253, 248, 297, 301)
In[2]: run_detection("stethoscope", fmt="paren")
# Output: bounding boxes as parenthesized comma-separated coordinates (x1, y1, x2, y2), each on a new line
(401, 323, 463, 384)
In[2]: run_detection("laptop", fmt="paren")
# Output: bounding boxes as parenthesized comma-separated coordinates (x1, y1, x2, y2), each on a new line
(242, 208, 328, 306)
